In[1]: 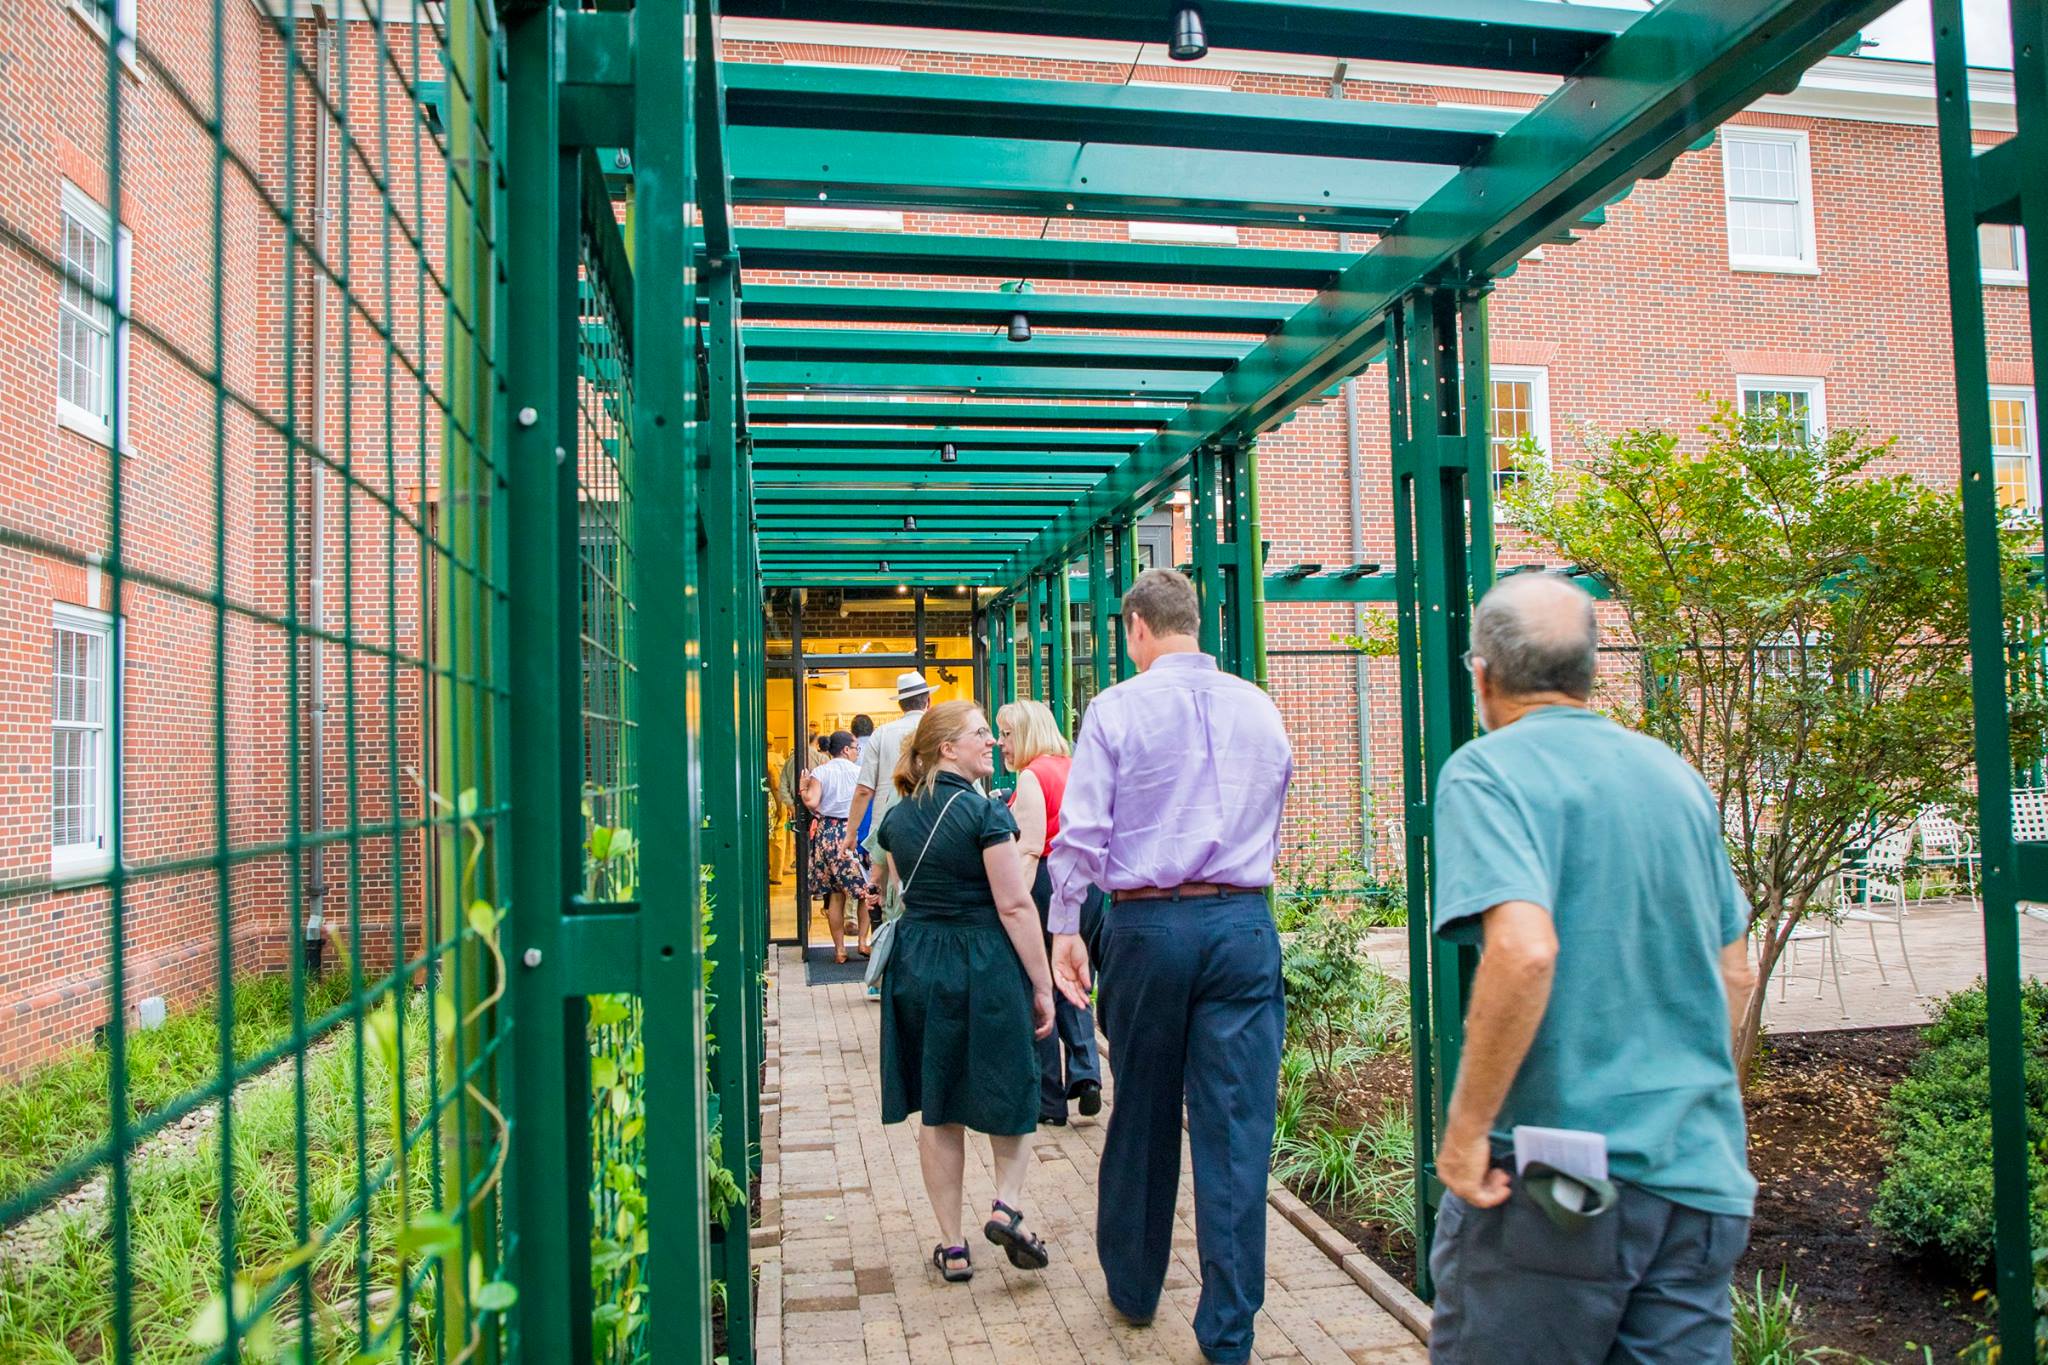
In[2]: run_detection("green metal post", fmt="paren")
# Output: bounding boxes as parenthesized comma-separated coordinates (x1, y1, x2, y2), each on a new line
(503, 6, 592, 1352)
(1027, 574, 1049, 703)
(1088, 526, 1113, 704)
(634, 0, 715, 1355)
(1191, 448, 1224, 658)
(1389, 284, 1493, 1298)
(1221, 442, 1265, 684)
(700, 258, 754, 1362)
(1052, 564, 1073, 733)
(1115, 518, 1139, 681)
(1932, 2, 2039, 1355)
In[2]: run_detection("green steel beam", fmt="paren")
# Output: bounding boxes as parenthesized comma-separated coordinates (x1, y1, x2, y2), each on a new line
(733, 228, 1354, 289)
(742, 327, 1250, 370)
(754, 490, 1089, 507)
(755, 468, 1098, 487)
(739, 285, 1293, 334)
(752, 451, 1128, 474)
(717, 0, 1631, 75)
(730, 126, 1445, 231)
(746, 361, 1211, 398)
(995, 0, 1896, 587)
(725, 64, 1512, 163)
(748, 397, 1178, 428)
(749, 426, 1149, 451)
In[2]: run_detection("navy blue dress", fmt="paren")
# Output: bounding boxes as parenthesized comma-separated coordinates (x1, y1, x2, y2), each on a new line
(876, 772, 1039, 1135)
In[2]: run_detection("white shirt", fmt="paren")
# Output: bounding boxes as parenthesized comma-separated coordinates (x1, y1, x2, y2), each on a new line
(856, 709, 925, 852)
(810, 757, 859, 819)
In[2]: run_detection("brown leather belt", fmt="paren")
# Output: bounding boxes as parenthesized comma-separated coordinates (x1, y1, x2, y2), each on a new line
(1113, 882, 1264, 903)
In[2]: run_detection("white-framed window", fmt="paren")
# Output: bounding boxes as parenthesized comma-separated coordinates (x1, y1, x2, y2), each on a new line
(56, 181, 132, 449)
(1720, 128, 1818, 274)
(1128, 220, 1239, 246)
(1737, 375, 1826, 444)
(1991, 386, 2038, 514)
(51, 604, 116, 881)
(1488, 365, 1550, 486)
(67, 0, 137, 71)
(782, 205, 904, 232)
(1982, 223, 2029, 286)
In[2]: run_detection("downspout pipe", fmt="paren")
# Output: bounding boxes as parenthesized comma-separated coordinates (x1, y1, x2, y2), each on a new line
(304, 6, 335, 968)
(1335, 48, 1375, 877)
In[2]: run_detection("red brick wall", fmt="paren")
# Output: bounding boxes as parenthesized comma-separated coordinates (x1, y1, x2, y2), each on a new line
(0, 3, 435, 1073)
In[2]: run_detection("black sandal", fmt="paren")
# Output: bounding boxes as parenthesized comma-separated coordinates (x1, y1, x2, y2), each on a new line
(983, 1200, 1050, 1271)
(931, 1242, 972, 1283)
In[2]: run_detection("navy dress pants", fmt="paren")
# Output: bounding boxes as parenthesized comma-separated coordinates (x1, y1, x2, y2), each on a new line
(1034, 872, 1103, 1121)
(1095, 892, 1285, 1365)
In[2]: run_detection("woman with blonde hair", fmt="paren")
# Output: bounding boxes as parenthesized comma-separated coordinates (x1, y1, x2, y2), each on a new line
(875, 699, 1056, 1284)
(997, 699, 1102, 1126)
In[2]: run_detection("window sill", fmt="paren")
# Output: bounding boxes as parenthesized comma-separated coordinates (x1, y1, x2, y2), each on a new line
(64, 0, 141, 78)
(1728, 259, 1821, 277)
(1984, 271, 2029, 288)
(55, 402, 136, 457)
(50, 848, 114, 887)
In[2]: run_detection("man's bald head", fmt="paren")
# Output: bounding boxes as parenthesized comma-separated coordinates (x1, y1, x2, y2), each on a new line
(1471, 573, 1598, 701)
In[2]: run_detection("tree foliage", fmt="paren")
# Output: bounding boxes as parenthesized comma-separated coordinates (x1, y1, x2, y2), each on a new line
(1502, 402, 2043, 1073)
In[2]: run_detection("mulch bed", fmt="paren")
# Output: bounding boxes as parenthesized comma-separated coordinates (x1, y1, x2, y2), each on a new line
(1291, 1027, 1988, 1364)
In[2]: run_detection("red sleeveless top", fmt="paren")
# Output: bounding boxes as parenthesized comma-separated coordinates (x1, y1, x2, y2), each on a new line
(1020, 754, 1070, 856)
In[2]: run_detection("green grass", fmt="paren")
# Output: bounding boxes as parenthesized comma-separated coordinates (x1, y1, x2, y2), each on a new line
(0, 972, 354, 1209)
(0, 995, 446, 1363)
(1731, 1270, 1832, 1365)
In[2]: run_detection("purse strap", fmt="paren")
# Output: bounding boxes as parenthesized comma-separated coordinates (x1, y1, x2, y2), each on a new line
(898, 789, 969, 900)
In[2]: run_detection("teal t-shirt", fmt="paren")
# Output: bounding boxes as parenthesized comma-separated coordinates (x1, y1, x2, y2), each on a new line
(1432, 706, 1756, 1217)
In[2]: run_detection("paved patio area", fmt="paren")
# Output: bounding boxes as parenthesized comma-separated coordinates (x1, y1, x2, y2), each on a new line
(754, 946, 1428, 1365)
(1361, 898, 2048, 1034)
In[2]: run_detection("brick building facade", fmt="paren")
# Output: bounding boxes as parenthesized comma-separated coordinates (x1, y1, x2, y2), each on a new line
(0, 1, 434, 1073)
(0, 7, 2031, 1061)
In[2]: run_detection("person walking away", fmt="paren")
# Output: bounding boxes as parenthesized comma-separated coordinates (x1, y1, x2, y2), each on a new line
(766, 739, 791, 884)
(1046, 569, 1292, 1365)
(997, 698, 1102, 1126)
(1425, 572, 1756, 1364)
(779, 732, 818, 884)
(876, 700, 1056, 1284)
(849, 673, 934, 997)
(802, 731, 870, 964)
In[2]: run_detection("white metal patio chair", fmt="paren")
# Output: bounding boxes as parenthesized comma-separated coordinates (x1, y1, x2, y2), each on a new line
(1835, 827, 1921, 994)
(1914, 807, 1979, 909)
(1774, 915, 1847, 1019)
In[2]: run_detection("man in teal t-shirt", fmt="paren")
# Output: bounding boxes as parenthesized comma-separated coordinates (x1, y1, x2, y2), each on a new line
(1427, 572, 1758, 1365)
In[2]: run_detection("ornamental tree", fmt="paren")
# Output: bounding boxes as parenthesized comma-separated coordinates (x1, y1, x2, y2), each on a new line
(1502, 402, 2043, 1077)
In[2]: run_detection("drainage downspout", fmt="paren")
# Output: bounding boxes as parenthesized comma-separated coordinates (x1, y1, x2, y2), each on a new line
(304, 7, 335, 968)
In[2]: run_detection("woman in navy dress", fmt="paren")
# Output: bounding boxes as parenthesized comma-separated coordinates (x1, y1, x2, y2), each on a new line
(876, 700, 1055, 1284)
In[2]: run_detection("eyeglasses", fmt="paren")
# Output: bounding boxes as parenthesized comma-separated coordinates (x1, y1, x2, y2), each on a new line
(1461, 650, 1483, 673)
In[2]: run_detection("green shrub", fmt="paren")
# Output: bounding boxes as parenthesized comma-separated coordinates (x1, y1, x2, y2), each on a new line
(1872, 980, 2048, 1274)
(1280, 904, 1408, 1074)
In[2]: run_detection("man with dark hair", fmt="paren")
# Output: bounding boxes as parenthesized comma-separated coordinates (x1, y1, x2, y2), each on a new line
(851, 713, 875, 739)
(1047, 568, 1293, 1365)
(1426, 571, 1756, 1364)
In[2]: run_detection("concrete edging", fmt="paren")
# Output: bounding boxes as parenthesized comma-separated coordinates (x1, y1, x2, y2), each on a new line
(1266, 1183, 1433, 1344)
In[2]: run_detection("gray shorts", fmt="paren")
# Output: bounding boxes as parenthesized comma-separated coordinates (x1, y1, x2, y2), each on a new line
(1428, 1177, 1750, 1365)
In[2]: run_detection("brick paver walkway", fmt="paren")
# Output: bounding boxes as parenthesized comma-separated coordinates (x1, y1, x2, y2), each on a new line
(754, 947, 1429, 1365)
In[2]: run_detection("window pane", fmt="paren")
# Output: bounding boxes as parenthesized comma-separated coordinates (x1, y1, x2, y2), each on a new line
(52, 727, 97, 848)
(1981, 223, 2021, 274)
(59, 207, 112, 421)
(1490, 378, 1534, 477)
(1728, 138, 1796, 201)
(1730, 199, 1798, 260)
(1991, 397, 2032, 455)
(1996, 454, 2034, 511)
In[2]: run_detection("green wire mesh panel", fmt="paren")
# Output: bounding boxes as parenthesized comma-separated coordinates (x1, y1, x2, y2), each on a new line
(576, 197, 650, 1363)
(0, 0, 514, 1360)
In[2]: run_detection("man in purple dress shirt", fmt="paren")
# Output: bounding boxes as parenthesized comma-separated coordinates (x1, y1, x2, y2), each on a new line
(1046, 568, 1293, 1365)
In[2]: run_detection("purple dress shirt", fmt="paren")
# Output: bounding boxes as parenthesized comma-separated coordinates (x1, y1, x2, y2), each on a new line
(1044, 651, 1294, 933)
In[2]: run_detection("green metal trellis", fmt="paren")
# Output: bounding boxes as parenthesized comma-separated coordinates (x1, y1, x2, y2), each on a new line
(3, 0, 1998, 1358)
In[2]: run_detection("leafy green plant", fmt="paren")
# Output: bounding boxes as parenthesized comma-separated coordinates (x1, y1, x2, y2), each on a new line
(1731, 1270, 1830, 1365)
(1503, 402, 2047, 1077)
(1273, 1047, 1316, 1151)
(0, 972, 356, 1207)
(1280, 906, 1407, 1075)
(1270, 1105, 1416, 1252)
(1872, 980, 2048, 1274)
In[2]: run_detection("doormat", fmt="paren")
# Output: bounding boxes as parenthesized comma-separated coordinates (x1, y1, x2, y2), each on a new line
(803, 950, 871, 987)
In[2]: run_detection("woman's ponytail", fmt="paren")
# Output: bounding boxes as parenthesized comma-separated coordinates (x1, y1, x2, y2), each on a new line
(893, 698, 981, 797)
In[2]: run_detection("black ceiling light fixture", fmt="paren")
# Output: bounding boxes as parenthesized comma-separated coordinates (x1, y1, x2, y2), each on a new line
(903, 515, 918, 531)
(1000, 279, 1032, 344)
(879, 559, 890, 572)
(939, 442, 958, 463)
(1169, 6, 1208, 61)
